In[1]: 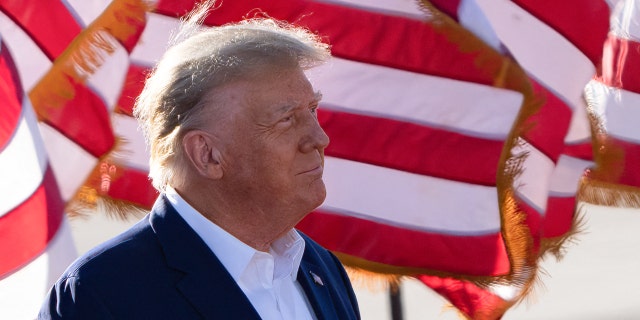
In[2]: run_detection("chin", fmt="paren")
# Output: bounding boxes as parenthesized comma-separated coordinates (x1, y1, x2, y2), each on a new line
(300, 184, 327, 212)
(310, 192, 327, 213)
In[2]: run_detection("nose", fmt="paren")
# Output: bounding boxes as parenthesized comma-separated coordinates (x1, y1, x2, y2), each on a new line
(299, 114, 330, 153)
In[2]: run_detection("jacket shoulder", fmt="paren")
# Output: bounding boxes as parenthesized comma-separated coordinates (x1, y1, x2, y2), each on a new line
(63, 216, 160, 280)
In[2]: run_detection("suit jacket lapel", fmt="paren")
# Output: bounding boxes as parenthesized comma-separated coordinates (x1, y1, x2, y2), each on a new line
(298, 260, 339, 320)
(150, 196, 261, 320)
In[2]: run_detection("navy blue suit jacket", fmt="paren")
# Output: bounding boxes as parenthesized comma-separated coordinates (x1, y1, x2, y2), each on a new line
(39, 196, 360, 319)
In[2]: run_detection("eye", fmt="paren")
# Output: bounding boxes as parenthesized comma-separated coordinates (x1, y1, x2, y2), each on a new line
(310, 105, 318, 116)
(280, 115, 293, 123)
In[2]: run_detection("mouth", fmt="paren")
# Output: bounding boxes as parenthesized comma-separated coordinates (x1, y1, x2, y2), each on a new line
(298, 165, 323, 175)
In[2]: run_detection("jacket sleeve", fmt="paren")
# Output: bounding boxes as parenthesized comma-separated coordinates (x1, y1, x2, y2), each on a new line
(39, 276, 114, 320)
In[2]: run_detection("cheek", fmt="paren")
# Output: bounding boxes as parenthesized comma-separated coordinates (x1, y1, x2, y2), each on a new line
(231, 127, 301, 178)
(259, 137, 298, 165)
(261, 153, 296, 179)
(236, 145, 293, 182)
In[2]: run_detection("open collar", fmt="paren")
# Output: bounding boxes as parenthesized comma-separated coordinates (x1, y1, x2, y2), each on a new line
(150, 195, 340, 320)
(149, 196, 261, 320)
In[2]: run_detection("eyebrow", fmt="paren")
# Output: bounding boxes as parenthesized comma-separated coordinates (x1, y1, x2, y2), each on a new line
(273, 90, 323, 115)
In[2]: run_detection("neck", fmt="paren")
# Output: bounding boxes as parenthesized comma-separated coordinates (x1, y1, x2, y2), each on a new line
(174, 184, 298, 252)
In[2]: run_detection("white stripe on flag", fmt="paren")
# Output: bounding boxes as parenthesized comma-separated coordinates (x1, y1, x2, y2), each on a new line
(473, 0, 596, 109)
(112, 113, 150, 171)
(308, 58, 524, 140)
(589, 81, 640, 143)
(39, 123, 97, 201)
(85, 38, 130, 112)
(611, 0, 640, 38)
(0, 100, 47, 217)
(549, 155, 593, 195)
(512, 139, 555, 214)
(322, 156, 501, 234)
(63, 0, 112, 28)
(564, 98, 592, 144)
(130, 12, 181, 66)
(0, 218, 76, 320)
(326, 0, 425, 17)
(458, 0, 503, 51)
(0, 12, 51, 91)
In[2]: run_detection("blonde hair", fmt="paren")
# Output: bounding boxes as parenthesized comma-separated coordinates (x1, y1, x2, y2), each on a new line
(133, 5, 330, 191)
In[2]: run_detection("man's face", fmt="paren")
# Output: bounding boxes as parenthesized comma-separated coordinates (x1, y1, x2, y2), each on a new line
(208, 66, 330, 222)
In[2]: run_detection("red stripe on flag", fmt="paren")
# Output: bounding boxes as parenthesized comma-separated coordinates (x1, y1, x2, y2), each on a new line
(428, 0, 462, 21)
(600, 136, 640, 187)
(517, 199, 542, 252)
(39, 78, 115, 157)
(563, 142, 594, 161)
(521, 79, 573, 162)
(513, 0, 610, 67)
(101, 166, 159, 209)
(114, 5, 148, 52)
(418, 274, 510, 320)
(543, 196, 576, 238)
(116, 64, 149, 115)
(0, 166, 64, 277)
(319, 108, 503, 186)
(155, 0, 196, 18)
(600, 35, 640, 94)
(516, 194, 576, 247)
(298, 210, 510, 276)
(428, 0, 610, 67)
(157, 0, 506, 86)
(0, 0, 81, 60)
(0, 41, 23, 149)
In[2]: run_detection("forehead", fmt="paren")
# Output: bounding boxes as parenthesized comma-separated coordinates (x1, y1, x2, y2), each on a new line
(234, 67, 317, 115)
(198, 66, 319, 129)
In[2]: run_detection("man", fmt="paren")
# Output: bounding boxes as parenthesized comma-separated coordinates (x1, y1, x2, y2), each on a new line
(39, 3, 360, 319)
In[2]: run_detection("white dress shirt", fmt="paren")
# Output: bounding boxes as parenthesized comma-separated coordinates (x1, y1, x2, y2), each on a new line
(165, 187, 316, 320)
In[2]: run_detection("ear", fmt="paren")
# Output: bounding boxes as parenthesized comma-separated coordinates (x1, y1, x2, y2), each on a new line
(182, 130, 224, 180)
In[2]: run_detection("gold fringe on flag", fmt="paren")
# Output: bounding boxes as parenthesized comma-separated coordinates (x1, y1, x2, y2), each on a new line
(581, 86, 640, 208)
(69, 138, 150, 220)
(29, 0, 154, 115)
(539, 207, 586, 261)
(343, 265, 404, 293)
(26, 0, 155, 216)
(422, 0, 540, 289)
(411, 0, 579, 310)
(578, 177, 640, 208)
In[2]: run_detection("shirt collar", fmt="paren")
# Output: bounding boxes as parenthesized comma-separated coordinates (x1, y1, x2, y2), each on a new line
(164, 186, 305, 283)
(272, 227, 306, 281)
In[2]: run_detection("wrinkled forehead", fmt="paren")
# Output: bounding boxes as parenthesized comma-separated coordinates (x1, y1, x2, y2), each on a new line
(198, 66, 317, 122)
(239, 66, 318, 114)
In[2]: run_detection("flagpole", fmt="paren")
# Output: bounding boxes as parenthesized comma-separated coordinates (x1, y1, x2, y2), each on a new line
(389, 281, 404, 320)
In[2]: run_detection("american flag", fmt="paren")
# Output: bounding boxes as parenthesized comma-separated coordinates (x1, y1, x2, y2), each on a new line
(583, 0, 640, 206)
(0, 1, 148, 318)
(1, 0, 638, 319)
(0, 33, 75, 319)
